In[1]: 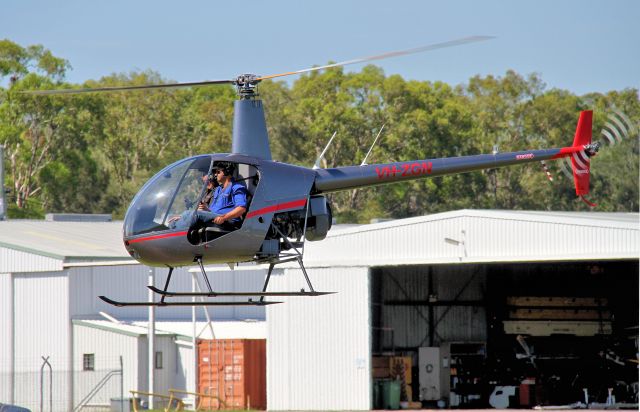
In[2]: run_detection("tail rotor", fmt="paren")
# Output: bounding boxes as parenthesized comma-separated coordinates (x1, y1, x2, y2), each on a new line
(545, 109, 637, 206)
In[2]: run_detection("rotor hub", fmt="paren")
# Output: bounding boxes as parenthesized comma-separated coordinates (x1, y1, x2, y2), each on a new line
(584, 142, 601, 157)
(234, 74, 260, 98)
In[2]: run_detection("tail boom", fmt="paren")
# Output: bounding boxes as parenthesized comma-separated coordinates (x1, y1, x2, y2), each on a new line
(313, 111, 596, 202)
(314, 147, 581, 194)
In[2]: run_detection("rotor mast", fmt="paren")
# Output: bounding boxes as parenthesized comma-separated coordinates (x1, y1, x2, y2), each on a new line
(231, 74, 272, 160)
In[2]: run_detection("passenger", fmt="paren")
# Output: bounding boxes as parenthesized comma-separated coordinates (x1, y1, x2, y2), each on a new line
(167, 174, 211, 229)
(169, 162, 248, 231)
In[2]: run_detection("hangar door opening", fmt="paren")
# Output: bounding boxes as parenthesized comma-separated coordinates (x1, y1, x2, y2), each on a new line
(370, 261, 638, 409)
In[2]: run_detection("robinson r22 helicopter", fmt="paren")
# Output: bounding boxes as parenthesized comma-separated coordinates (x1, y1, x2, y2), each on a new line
(28, 36, 601, 307)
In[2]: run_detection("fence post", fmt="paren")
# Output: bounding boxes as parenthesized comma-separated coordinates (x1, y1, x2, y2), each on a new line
(120, 356, 124, 412)
(40, 356, 52, 412)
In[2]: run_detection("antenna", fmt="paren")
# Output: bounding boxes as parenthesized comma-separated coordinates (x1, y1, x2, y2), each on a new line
(361, 124, 386, 166)
(539, 160, 554, 182)
(313, 131, 338, 170)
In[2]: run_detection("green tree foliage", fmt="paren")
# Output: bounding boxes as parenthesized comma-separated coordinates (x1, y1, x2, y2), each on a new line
(1, 40, 638, 221)
(79, 72, 235, 217)
(0, 39, 87, 216)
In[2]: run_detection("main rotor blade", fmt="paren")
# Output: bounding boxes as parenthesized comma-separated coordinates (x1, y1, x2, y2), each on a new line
(22, 79, 234, 96)
(257, 35, 494, 81)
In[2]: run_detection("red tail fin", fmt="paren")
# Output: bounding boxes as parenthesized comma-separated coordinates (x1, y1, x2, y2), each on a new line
(571, 110, 593, 196)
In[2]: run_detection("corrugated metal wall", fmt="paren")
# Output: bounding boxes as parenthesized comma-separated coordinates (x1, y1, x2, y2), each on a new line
(73, 323, 140, 406)
(150, 335, 178, 395)
(13, 271, 70, 411)
(71, 265, 195, 319)
(69, 265, 265, 320)
(0, 246, 62, 272)
(267, 266, 371, 411)
(465, 215, 639, 261)
(185, 267, 269, 320)
(175, 342, 194, 398)
(0, 273, 13, 403)
(304, 215, 464, 267)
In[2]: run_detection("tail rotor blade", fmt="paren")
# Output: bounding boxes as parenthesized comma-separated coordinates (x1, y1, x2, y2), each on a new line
(609, 111, 630, 138)
(600, 109, 638, 146)
(601, 126, 618, 146)
(572, 150, 589, 170)
(604, 118, 625, 144)
(559, 157, 574, 181)
(612, 109, 637, 136)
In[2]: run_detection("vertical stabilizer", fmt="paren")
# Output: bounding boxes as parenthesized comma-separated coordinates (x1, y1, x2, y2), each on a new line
(232, 99, 272, 160)
(571, 110, 593, 196)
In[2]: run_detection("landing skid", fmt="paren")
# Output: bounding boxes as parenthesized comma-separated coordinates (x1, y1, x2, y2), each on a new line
(99, 254, 334, 307)
(99, 295, 280, 307)
(147, 285, 334, 297)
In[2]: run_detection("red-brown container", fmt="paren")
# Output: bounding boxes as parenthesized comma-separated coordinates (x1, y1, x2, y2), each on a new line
(198, 339, 266, 410)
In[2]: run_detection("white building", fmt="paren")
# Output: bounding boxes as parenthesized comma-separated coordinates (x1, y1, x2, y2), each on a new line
(0, 220, 265, 411)
(1, 210, 638, 411)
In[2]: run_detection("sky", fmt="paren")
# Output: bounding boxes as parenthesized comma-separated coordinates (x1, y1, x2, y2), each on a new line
(1, 0, 639, 95)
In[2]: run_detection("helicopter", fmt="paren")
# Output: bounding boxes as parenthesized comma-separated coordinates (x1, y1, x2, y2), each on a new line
(27, 36, 601, 307)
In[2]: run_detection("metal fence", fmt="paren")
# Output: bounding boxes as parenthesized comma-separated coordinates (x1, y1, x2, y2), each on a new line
(1, 356, 123, 412)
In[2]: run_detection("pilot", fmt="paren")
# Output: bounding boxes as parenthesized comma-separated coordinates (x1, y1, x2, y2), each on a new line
(197, 162, 248, 229)
(169, 162, 248, 230)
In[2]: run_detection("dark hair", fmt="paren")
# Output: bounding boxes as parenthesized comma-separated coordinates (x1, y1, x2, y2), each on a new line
(214, 161, 235, 177)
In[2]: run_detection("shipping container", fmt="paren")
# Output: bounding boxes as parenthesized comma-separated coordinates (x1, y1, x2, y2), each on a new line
(198, 339, 266, 410)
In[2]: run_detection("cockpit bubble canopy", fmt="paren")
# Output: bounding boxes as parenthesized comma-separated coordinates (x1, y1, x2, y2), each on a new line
(124, 155, 212, 237)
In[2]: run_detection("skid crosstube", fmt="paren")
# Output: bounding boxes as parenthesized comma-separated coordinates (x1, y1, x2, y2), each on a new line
(147, 285, 335, 297)
(99, 295, 281, 307)
(99, 254, 334, 308)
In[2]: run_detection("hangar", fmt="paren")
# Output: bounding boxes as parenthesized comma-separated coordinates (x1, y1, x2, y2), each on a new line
(267, 210, 639, 410)
(0, 209, 638, 410)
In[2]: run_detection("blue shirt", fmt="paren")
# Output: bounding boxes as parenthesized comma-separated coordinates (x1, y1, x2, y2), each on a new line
(210, 180, 248, 224)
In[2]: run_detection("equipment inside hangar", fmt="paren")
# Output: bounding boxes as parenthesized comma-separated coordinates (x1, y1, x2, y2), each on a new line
(370, 260, 638, 408)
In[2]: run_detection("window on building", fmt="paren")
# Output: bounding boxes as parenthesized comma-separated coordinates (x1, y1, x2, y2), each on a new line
(155, 351, 163, 369)
(83, 354, 95, 371)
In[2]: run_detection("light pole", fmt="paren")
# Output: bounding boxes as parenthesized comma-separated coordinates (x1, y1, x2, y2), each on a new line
(0, 145, 6, 220)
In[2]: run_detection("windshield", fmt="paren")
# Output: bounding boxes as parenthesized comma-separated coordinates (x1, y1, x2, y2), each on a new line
(123, 155, 212, 237)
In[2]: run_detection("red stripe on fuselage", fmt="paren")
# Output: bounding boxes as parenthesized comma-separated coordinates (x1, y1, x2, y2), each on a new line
(125, 199, 307, 244)
(246, 198, 307, 219)
(127, 230, 188, 244)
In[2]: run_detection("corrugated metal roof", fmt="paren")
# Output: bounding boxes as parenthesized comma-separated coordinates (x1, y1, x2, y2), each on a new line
(144, 320, 267, 341)
(332, 210, 638, 236)
(0, 220, 131, 263)
(1, 210, 636, 268)
(73, 319, 175, 337)
(73, 319, 266, 341)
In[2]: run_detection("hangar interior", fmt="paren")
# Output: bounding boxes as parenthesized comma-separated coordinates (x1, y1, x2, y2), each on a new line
(370, 260, 639, 408)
